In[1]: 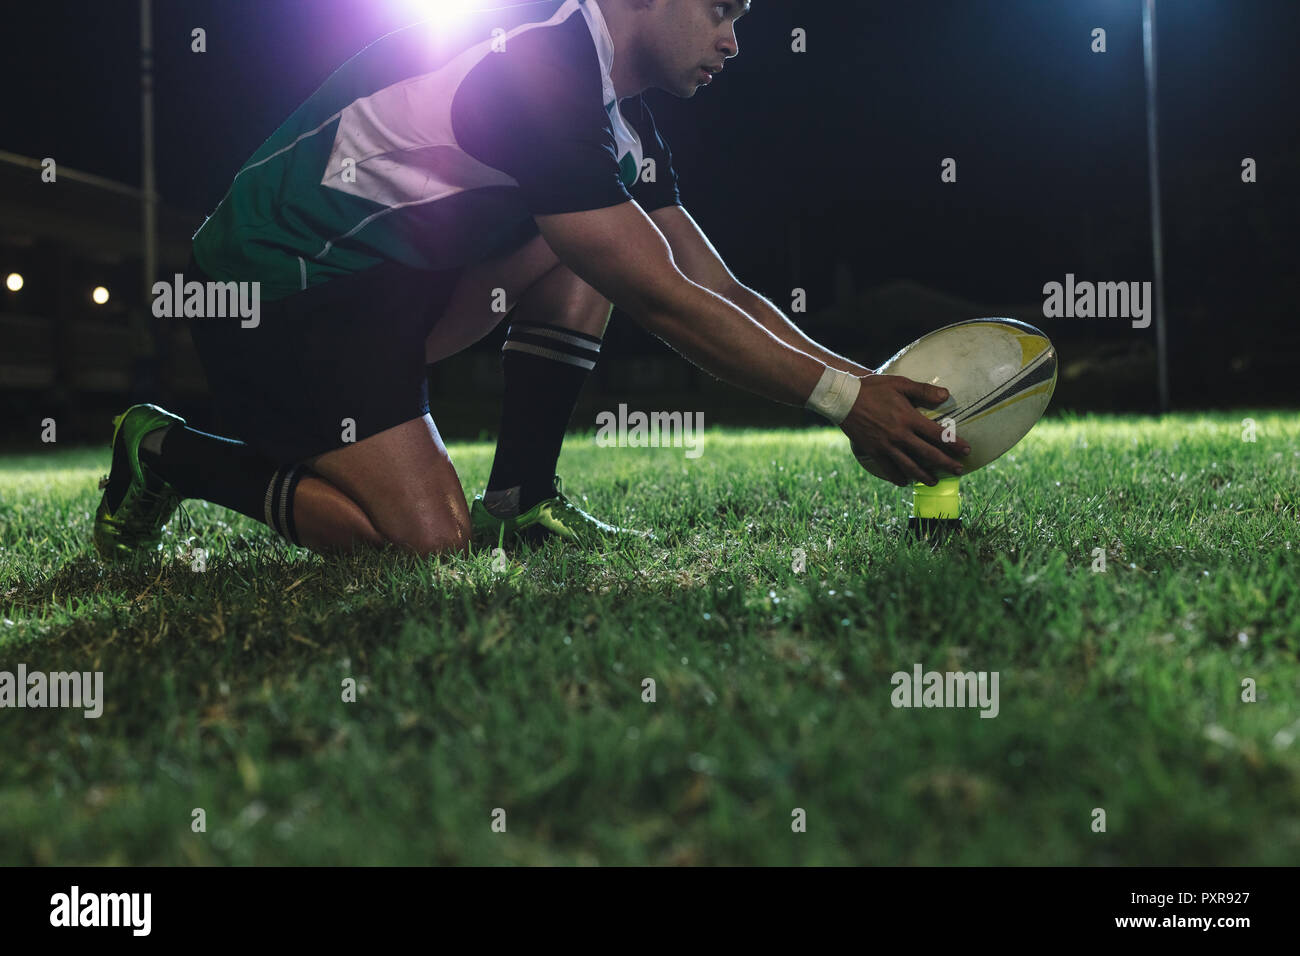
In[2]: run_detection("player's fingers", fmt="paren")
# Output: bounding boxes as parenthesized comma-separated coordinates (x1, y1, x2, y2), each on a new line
(888, 445, 937, 486)
(892, 377, 952, 409)
(853, 443, 910, 486)
(878, 458, 911, 487)
(913, 413, 968, 453)
(905, 431, 965, 477)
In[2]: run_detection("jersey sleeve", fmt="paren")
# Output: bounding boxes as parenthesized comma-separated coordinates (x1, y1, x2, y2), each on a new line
(622, 96, 682, 212)
(450, 32, 632, 217)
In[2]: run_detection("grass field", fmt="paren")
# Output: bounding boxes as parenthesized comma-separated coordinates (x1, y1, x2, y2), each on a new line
(1, 410, 1298, 865)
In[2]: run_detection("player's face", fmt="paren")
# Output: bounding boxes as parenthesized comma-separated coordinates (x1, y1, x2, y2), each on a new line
(650, 0, 746, 98)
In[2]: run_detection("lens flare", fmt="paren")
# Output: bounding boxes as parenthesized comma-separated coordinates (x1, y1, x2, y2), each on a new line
(395, 0, 484, 24)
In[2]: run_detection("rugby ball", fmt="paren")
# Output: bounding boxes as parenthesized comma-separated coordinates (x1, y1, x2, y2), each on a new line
(855, 318, 1057, 478)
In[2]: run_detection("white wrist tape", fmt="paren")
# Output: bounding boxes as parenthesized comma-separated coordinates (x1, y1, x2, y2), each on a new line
(805, 367, 861, 424)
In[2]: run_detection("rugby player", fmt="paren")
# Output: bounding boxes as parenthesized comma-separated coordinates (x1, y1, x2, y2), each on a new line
(94, 0, 969, 562)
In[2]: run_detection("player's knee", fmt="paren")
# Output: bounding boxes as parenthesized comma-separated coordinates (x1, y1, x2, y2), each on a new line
(521, 262, 612, 337)
(384, 512, 471, 558)
(561, 266, 612, 320)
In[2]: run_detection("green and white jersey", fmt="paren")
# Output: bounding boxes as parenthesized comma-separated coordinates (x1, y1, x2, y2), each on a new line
(192, 0, 681, 302)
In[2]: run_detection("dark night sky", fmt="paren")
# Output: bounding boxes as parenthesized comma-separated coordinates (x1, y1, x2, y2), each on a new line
(5, 0, 1298, 326)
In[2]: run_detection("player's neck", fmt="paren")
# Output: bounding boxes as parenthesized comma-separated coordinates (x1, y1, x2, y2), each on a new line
(595, 0, 652, 98)
(611, 56, 651, 100)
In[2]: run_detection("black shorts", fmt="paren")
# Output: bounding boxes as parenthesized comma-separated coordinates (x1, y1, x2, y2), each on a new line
(187, 255, 464, 465)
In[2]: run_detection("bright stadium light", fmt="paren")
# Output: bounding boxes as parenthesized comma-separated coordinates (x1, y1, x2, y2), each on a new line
(4, 272, 21, 292)
(92, 286, 110, 305)
(396, 0, 485, 23)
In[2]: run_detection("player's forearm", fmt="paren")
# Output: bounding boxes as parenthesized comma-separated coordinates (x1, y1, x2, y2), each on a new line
(723, 283, 873, 376)
(639, 279, 827, 408)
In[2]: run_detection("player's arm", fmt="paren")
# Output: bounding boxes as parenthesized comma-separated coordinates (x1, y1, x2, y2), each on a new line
(537, 201, 825, 407)
(648, 204, 872, 377)
(535, 201, 968, 485)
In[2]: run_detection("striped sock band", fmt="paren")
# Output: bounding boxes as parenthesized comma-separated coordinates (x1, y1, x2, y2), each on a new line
(263, 464, 309, 546)
(501, 320, 602, 370)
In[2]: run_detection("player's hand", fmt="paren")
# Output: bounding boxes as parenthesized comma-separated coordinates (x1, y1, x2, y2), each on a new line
(841, 374, 970, 486)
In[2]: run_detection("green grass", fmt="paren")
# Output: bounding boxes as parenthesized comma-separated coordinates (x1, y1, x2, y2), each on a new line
(1, 410, 1298, 865)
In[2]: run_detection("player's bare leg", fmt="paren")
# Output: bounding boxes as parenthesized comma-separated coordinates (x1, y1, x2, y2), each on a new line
(423, 231, 563, 365)
(472, 261, 649, 548)
(305, 415, 472, 557)
(510, 255, 614, 339)
(417, 230, 649, 548)
(289, 474, 387, 553)
(94, 406, 388, 561)
(435, 239, 647, 546)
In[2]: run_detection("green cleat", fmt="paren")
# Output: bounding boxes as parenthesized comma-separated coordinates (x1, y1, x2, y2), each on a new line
(469, 475, 654, 550)
(93, 403, 188, 562)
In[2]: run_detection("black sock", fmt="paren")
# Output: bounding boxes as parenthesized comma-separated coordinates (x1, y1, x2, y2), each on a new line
(137, 425, 310, 545)
(485, 320, 601, 512)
